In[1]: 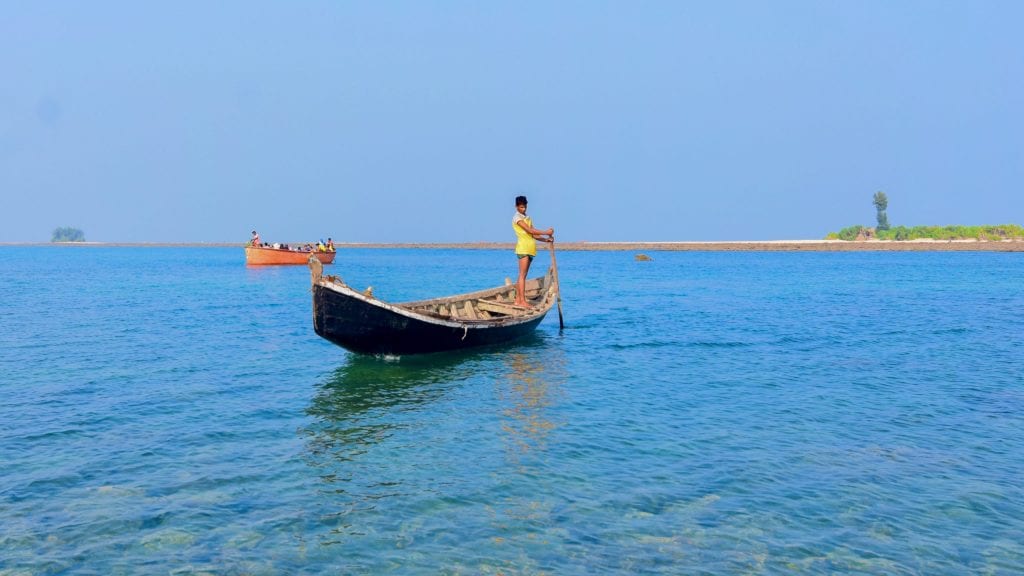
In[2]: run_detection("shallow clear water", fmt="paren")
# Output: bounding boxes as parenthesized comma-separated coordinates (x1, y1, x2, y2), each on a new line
(2, 246, 1023, 574)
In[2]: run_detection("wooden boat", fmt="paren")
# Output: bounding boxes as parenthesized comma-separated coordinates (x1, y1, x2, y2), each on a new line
(246, 246, 336, 265)
(309, 257, 558, 355)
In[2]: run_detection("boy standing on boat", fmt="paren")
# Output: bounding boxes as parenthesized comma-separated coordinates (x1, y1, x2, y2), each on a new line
(512, 195, 554, 308)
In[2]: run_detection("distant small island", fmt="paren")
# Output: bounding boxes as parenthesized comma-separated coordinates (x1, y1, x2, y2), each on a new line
(52, 227, 86, 242)
(826, 191, 1023, 241)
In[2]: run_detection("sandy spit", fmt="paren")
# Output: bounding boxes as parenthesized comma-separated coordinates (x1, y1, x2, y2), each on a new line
(5, 240, 1024, 251)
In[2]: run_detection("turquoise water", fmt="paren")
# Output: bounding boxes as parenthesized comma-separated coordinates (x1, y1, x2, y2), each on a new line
(2, 246, 1023, 574)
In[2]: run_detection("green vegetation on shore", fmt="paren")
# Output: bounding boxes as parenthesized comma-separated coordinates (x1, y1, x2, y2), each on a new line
(829, 192, 1023, 241)
(827, 224, 1024, 241)
(52, 227, 86, 242)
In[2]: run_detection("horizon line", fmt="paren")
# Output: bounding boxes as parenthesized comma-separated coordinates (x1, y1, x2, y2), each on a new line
(3, 239, 1023, 252)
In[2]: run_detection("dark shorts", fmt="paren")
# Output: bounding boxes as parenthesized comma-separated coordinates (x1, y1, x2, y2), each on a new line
(516, 254, 534, 261)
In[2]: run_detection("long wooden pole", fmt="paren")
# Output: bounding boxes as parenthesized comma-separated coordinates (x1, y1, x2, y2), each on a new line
(549, 239, 564, 330)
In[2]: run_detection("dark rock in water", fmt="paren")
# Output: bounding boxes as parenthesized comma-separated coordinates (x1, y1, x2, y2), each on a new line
(635, 254, 652, 261)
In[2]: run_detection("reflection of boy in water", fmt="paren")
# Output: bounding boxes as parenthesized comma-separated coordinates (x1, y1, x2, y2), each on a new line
(512, 195, 553, 308)
(503, 352, 557, 458)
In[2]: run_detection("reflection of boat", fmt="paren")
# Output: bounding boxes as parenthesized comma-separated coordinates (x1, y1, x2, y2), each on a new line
(246, 246, 336, 265)
(299, 345, 564, 543)
(302, 353, 483, 456)
(308, 343, 546, 419)
(307, 353, 476, 420)
(308, 259, 557, 356)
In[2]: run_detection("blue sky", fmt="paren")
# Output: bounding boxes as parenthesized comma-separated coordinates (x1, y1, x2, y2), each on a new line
(2, 1, 1022, 242)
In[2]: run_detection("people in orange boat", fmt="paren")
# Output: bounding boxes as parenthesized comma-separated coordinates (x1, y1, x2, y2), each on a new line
(250, 230, 261, 246)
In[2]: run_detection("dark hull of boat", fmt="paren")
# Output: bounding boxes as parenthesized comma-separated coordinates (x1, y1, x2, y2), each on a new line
(312, 285, 549, 355)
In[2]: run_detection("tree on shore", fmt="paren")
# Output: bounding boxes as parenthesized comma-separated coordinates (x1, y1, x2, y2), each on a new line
(52, 227, 86, 242)
(873, 191, 890, 231)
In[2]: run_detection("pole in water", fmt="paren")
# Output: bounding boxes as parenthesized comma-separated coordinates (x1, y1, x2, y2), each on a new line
(549, 240, 565, 330)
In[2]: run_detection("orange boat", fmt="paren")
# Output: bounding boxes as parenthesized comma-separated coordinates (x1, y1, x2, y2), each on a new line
(246, 246, 336, 266)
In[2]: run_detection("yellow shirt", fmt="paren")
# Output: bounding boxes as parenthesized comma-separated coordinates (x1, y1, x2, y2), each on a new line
(513, 214, 536, 256)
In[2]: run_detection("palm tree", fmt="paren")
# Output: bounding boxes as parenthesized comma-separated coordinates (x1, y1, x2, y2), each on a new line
(873, 192, 889, 231)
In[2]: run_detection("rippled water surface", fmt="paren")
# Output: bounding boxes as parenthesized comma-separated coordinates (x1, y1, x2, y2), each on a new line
(2, 246, 1023, 574)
